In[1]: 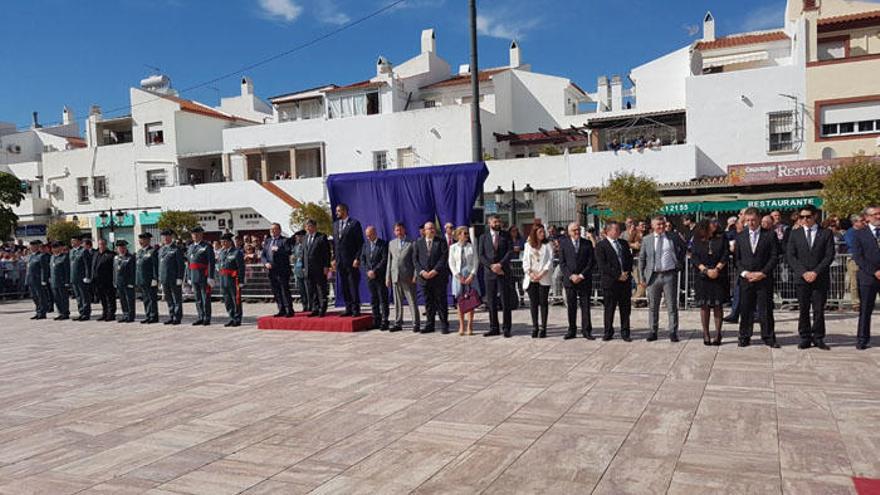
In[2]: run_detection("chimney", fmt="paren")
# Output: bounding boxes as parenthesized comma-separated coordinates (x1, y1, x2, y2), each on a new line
(458, 64, 470, 75)
(62, 106, 73, 126)
(241, 76, 254, 97)
(610, 75, 623, 112)
(31, 111, 42, 129)
(703, 12, 715, 41)
(377, 56, 393, 76)
(509, 40, 522, 68)
(421, 28, 436, 54)
(597, 76, 610, 112)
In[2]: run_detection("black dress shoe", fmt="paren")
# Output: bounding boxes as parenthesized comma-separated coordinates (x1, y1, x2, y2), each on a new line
(602, 335, 613, 341)
(764, 340, 780, 349)
(30, 315, 39, 320)
(484, 330, 501, 337)
(389, 325, 401, 332)
(583, 331, 595, 340)
(622, 335, 632, 342)
(35, 315, 47, 320)
(340, 311, 353, 317)
(563, 331, 577, 340)
(140, 319, 150, 324)
(813, 339, 830, 350)
(798, 341, 812, 350)
(532, 329, 539, 338)
(738, 340, 751, 347)
(441, 328, 450, 335)
(232, 321, 241, 327)
(308, 311, 320, 317)
(80, 316, 90, 321)
(286, 312, 296, 318)
(722, 316, 738, 323)
(172, 320, 181, 325)
(646, 333, 658, 342)
(352, 311, 361, 317)
(202, 321, 211, 326)
(539, 329, 547, 338)
(380, 323, 389, 331)
(420, 327, 435, 333)
(273, 312, 285, 317)
(503, 330, 511, 338)
(192, 320, 204, 326)
(224, 321, 234, 327)
(163, 319, 174, 325)
(670, 334, 680, 343)
(856, 342, 870, 350)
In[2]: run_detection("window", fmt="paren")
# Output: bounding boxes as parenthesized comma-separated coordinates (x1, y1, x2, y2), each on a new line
(146, 169, 167, 192)
(145, 122, 164, 146)
(819, 99, 880, 138)
(768, 111, 795, 152)
(397, 147, 416, 168)
(373, 151, 388, 171)
(277, 98, 324, 122)
(328, 91, 380, 119)
(77, 177, 89, 203)
(817, 38, 847, 61)
(93, 176, 108, 197)
(423, 99, 437, 109)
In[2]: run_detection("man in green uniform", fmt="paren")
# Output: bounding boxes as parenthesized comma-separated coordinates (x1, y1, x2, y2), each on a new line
(218, 233, 246, 327)
(114, 239, 136, 323)
(136, 232, 160, 324)
(158, 229, 185, 325)
(26, 239, 51, 320)
(69, 235, 93, 321)
(186, 226, 215, 325)
(50, 241, 71, 320)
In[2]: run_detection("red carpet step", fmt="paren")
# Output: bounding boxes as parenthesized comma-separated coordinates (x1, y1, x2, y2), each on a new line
(257, 313, 373, 333)
(855, 478, 880, 495)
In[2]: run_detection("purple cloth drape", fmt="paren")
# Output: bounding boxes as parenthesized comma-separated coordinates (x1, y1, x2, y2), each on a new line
(326, 162, 488, 306)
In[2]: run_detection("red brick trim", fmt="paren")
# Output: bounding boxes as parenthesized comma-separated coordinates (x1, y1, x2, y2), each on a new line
(814, 94, 880, 142)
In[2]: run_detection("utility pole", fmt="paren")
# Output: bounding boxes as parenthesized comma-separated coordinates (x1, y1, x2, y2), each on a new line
(468, 0, 482, 163)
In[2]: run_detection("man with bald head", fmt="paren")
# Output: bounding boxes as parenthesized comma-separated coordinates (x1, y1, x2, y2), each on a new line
(413, 221, 449, 333)
(558, 221, 595, 339)
(360, 225, 389, 330)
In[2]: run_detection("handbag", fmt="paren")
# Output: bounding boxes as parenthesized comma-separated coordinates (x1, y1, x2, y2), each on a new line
(457, 286, 481, 314)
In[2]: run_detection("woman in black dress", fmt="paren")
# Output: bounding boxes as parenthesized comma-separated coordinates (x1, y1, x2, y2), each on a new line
(690, 220, 730, 345)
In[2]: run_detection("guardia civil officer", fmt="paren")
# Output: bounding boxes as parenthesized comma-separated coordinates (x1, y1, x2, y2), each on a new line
(136, 232, 160, 324)
(114, 240, 137, 323)
(69, 235, 93, 320)
(158, 229, 186, 325)
(218, 233, 246, 327)
(26, 239, 51, 320)
(49, 241, 71, 320)
(186, 226, 215, 325)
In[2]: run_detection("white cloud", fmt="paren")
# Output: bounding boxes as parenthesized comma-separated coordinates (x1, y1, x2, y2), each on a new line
(316, 1, 351, 25)
(740, 3, 785, 32)
(257, 0, 303, 23)
(476, 13, 539, 40)
(682, 23, 700, 37)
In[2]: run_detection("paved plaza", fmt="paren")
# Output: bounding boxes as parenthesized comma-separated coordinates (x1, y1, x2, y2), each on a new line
(0, 299, 878, 494)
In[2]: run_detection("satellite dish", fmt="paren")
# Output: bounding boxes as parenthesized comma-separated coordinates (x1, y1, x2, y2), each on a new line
(690, 50, 703, 76)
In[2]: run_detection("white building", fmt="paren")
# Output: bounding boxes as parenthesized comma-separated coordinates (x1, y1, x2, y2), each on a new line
(35, 76, 272, 243)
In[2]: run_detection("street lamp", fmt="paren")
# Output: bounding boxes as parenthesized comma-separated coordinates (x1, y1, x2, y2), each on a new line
(493, 182, 535, 227)
(98, 208, 126, 241)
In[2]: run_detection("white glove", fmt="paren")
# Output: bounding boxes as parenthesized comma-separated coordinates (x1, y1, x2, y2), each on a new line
(239, 283, 245, 288)
(41, 281, 47, 286)
(207, 278, 215, 288)
(127, 284, 134, 289)
(83, 278, 90, 283)
(151, 280, 158, 287)
(176, 278, 183, 286)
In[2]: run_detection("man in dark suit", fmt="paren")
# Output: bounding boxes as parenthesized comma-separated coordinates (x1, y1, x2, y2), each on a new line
(303, 219, 331, 317)
(478, 214, 514, 338)
(736, 207, 779, 348)
(559, 221, 595, 340)
(413, 221, 449, 333)
(595, 221, 633, 342)
(786, 205, 835, 350)
(261, 223, 294, 317)
(851, 204, 880, 350)
(92, 238, 116, 321)
(360, 225, 389, 330)
(333, 203, 365, 316)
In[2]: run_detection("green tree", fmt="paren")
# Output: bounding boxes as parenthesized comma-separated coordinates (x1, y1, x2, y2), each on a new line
(157, 210, 201, 239)
(539, 145, 562, 156)
(820, 153, 880, 219)
(596, 171, 664, 221)
(0, 172, 25, 240)
(47, 221, 83, 244)
(290, 202, 332, 234)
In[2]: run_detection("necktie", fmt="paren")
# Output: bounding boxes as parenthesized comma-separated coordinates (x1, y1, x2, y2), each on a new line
(654, 235, 660, 269)
(806, 228, 813, 249)
(492, 232, 498, 251)
(308, 235, 313, 249)
(400, 239, 404, 250)
(874, 227, 880, 248)
(751, 231, 758, 254)
(612, 240, 623, 267)
(427, 239, 432, 252)
(574, 239, 579, 251)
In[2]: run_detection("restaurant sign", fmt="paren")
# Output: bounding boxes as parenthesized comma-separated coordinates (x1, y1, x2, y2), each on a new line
(728, 158, 847, 186)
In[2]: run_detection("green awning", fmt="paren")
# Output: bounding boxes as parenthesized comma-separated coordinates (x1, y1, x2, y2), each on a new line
(587, 196, 823, 217)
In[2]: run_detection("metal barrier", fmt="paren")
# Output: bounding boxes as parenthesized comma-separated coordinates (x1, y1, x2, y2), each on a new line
(0, 261, 28, 299)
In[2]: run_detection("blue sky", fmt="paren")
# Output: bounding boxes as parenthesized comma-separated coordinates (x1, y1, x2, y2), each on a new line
(1, 0, 802, 130)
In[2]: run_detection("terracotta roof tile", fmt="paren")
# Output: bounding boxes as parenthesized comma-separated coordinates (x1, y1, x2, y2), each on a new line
(817, 9, 880, 30)
(159, 94, 258, 124)
(695, 31, 789, 50)
(420, 68, 509, 90)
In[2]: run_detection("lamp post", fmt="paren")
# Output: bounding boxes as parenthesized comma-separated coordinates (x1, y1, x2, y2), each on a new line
(493, 182, 534, 228)
(98, 208, 127, 242)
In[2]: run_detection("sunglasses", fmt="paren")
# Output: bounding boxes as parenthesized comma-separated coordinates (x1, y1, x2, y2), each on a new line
(799, 214, 813, 219)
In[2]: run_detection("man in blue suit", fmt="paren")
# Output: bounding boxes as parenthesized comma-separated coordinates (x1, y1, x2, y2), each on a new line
(851, 204, 880, 350)
(261, 223, 294, 317)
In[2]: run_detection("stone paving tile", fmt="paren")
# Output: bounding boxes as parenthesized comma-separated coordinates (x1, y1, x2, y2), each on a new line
(0, 299, 877, 494)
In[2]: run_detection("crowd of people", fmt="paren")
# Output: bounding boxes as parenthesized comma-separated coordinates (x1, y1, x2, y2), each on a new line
(14, 202, 880, 350)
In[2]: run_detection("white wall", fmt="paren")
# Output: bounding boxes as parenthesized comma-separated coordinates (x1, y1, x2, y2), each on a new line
(630, 46, 690, 112)
(174, 111, 229, 156)
(686, 62, 806, 170)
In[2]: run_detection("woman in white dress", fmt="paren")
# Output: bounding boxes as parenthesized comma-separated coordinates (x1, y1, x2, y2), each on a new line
(449, 226, 478, 336)
(522, 224, 554, 338)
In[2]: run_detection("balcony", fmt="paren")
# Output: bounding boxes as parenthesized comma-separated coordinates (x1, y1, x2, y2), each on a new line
(13, 194, 51, 218)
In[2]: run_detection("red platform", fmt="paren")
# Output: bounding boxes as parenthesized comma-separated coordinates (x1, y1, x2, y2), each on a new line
(855, 478, 880, 495)
(257, 312, 374, 333)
